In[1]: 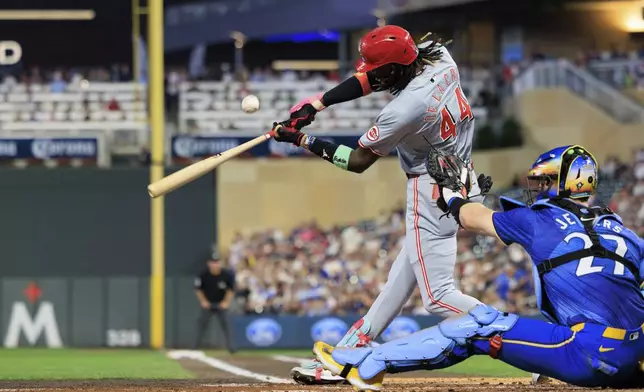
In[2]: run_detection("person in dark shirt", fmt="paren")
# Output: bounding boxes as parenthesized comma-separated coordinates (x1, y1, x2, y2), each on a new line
(193, 253, 236, 353)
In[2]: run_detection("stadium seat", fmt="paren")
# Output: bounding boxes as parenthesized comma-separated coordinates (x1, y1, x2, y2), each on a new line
(179, 80, 489, 133)
(0, 83, 148, 143)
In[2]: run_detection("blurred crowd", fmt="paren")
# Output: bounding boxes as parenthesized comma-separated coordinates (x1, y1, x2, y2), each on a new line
(0, 63, 345, 89)
(226, 151, 644, 317)
(226, 203, 537, 317)
(604, 149, 644, 238)
(0, 64, 135, 89)
(4, 45, 643, 94)
(1, 62, 496, 107)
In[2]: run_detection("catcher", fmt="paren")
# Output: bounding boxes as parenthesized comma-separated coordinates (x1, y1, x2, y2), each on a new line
(271, 24, 498, 385)
(312, 145, 644, 391)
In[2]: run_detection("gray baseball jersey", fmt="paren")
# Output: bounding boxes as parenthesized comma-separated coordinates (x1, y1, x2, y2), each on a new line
(358, 45, 475, 175)
(357, 44, 481, 325)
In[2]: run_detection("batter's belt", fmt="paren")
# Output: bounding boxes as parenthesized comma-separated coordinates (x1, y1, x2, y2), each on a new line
(406, 161, 474, 180)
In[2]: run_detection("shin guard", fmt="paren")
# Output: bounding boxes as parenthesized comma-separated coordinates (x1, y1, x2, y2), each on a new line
(335, 304, 518, 380)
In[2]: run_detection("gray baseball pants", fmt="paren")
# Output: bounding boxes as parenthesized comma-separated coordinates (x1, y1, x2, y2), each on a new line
(362, 174, 482, 338)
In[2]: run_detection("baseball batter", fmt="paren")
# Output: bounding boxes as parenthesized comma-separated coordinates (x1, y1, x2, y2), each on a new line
(271, 25, 491, 384)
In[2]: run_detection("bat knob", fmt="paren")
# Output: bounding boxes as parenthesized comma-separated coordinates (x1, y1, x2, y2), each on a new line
(148, 184, 160, 198)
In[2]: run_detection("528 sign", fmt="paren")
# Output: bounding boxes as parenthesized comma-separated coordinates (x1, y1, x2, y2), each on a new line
(439, 86, 473, 141)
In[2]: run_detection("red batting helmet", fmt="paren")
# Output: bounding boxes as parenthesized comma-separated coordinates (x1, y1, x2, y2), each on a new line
(356, 25, 419, 73)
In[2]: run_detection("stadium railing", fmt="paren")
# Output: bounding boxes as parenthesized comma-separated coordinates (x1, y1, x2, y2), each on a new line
(587, 59, 644, 89)
(512, 59, 644, 124)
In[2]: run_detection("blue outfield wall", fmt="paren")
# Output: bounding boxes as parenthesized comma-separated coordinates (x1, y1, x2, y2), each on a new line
(230, 313, 547, 350)
(232, 314, 443, 349)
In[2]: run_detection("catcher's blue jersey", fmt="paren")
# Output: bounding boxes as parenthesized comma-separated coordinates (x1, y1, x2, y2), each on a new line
(342, 197, 644, 388)
(492, 199, 644, 330)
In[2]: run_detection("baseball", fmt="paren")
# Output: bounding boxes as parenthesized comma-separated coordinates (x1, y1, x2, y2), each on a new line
(241, 94, 260, 113)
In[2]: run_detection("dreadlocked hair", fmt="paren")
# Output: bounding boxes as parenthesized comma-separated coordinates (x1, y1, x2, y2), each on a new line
(388, 32, 452, 95)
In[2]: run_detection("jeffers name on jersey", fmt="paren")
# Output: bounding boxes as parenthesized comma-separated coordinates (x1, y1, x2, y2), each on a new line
(493, 200, 644, 330)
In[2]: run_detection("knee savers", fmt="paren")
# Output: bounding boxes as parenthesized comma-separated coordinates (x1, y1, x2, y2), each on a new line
(332, 304, 518, 380)
(439, 304, 519, 345)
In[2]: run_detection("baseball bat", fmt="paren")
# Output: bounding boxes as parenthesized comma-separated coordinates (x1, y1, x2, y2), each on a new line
(147, 131, 274, 198)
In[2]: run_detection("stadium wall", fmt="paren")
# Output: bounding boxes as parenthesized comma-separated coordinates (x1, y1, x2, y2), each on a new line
(0, 168, 215, 277)
(514, 88, 644, 163)
(216, 148, 531, 250)
(0, 275, 446, 348)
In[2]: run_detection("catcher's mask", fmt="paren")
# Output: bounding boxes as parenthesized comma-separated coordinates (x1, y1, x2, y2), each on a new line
(525, 145, 598, 205)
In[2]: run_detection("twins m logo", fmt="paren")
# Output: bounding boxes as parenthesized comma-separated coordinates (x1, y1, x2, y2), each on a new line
(3, 282, 62, 348)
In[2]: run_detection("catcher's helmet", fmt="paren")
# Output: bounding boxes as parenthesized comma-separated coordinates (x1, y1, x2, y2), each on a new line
(526, 145, 598, 204)
(356, 25, 419, 73)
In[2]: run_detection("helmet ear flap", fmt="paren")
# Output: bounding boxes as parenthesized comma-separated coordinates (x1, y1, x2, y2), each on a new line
(558, 146, 598, 200)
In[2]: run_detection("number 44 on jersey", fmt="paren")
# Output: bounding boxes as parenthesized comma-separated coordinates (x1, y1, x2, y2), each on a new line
(438, 86, 473, 141)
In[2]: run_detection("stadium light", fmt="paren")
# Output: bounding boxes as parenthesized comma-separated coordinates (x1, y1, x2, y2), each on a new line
(230, 31, 246, 49)
(0, 10, 96, 20)
(625, 13, 644, 32)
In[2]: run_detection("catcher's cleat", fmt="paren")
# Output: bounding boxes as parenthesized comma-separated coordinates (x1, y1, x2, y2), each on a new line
(531, 373, 551, 385)
(290, 359, 347, 385)
(313, 342, 385, 392)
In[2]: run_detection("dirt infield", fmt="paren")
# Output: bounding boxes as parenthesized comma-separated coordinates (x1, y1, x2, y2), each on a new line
(0, 353, 639, 392)
(0, 378, 576, 392)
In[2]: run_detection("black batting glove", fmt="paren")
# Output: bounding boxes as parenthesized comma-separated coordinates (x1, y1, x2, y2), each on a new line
(272, 122, 305, 146)
(284, 103, 318, 131)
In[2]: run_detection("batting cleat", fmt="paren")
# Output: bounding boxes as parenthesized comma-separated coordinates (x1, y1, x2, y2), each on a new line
(290, 317, 374, 385)
(313, 342, 385, 392)
(290, 359, 347, 385)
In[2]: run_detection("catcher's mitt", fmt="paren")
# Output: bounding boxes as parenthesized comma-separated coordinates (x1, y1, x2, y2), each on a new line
(425, 150, 471, 213)
(425, 149, 469, 193)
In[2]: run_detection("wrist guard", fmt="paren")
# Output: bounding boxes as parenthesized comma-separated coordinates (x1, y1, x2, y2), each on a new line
(301, 134, 352, 170)
(447, 197, 472, 227)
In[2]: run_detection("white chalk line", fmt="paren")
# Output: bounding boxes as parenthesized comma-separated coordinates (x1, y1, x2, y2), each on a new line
(167, 350, 293, 384)
(199, 383, 257, 387)
(270, 355, 308, 364)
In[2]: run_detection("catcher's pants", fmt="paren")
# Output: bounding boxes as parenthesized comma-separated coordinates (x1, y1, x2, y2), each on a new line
(336, 314, 644, 388)
(479, 318, 644, 388)
(363, 173, 482, 338)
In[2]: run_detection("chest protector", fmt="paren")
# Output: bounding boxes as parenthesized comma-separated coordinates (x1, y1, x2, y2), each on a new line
(532, 197, 640, 282)
(500, 196, 642, 322)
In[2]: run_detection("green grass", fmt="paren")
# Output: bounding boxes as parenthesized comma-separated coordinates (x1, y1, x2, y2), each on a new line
(438, 356, 528, 377)
(0, 349, 192, 380)
(207, 349, 528, 378)
(0, 348, 527, 380)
